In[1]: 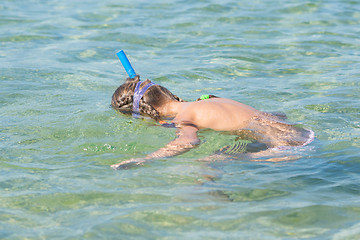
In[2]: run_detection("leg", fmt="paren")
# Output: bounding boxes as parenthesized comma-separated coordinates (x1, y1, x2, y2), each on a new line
(198, 139, 269, 162)
(216, 140, 268, 155)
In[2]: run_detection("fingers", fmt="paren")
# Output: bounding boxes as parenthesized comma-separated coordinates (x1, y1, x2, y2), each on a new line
(111, 159, 145, 170)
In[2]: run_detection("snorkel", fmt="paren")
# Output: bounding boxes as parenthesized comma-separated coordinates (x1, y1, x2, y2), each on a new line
(116, 50, 176, 128)
(116, 50, 174, 127)
(116, 50, 176, 126)
(117, 50, 136, 79)
(117, 50, 157, 116)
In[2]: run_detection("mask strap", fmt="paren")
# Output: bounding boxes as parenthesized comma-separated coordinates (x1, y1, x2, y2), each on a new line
(132, 81, 156, 117)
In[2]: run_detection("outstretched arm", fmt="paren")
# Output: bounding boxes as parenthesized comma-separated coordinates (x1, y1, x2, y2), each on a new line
(147, 124, 200, 158)
(111, 124, 200, 169)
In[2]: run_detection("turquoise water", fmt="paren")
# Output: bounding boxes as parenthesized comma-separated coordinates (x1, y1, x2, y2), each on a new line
(1, 0, 360, 239)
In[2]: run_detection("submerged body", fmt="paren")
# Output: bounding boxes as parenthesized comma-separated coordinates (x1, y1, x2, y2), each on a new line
(111, 77, 314, 169)
(158, 97, 313, 149)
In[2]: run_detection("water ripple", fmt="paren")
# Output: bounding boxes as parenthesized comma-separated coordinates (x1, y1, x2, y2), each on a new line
(1, 0, 360, 239)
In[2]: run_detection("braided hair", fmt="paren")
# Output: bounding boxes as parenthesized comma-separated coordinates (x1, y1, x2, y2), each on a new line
(111, 75, 185, 121)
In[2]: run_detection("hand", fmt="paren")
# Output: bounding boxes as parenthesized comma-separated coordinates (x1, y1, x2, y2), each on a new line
(111, 158, 146, 170)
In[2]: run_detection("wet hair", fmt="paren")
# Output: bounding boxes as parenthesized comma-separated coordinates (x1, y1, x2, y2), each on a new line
(111, 75, 185, 121)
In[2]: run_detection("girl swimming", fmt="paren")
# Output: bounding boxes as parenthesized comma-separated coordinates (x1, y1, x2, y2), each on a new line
(111, 75, 314, 169)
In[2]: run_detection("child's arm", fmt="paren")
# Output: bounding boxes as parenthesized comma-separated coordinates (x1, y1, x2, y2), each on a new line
(148, 124, 200, 158)
(111, 124, 200, 170)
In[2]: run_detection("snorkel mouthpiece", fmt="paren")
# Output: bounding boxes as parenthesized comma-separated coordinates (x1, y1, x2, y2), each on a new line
(117, 50, 136, 79)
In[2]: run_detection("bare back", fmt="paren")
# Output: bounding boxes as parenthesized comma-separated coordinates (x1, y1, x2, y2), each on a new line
(173, 98, 260, 131)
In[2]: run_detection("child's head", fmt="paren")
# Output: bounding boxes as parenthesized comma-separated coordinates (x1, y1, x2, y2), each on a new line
(112, 76, 184, 121)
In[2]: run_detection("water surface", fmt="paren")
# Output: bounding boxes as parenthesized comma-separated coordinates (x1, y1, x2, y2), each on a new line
(1, 0, 360, 239)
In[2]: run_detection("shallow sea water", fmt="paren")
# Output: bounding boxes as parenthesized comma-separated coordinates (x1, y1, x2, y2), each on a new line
(1, 0, 360, 239)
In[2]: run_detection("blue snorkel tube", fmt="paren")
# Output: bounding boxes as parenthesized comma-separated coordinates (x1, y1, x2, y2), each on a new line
(117, 50, 137, 78)
(116, 50, 175, 128)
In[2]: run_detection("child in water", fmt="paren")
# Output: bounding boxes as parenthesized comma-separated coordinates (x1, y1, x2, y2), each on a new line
(111, 75, 314, 169)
